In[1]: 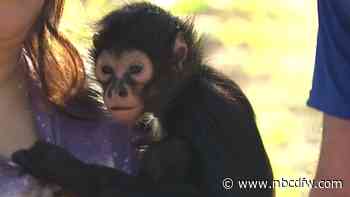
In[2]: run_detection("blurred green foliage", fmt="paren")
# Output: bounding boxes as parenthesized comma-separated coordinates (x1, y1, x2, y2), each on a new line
(61, 1, 321, 196)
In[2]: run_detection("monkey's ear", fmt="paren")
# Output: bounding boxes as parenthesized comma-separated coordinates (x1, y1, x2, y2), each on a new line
(173, 32, 188, 66)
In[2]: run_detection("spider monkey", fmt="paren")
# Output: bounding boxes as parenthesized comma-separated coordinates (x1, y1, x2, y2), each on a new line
(11, 2, 274, 197)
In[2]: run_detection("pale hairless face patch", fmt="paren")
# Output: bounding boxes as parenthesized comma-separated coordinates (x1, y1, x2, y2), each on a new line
(95, 50, 153, 126)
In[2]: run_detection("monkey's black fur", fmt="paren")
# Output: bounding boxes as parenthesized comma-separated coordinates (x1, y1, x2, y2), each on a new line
(91, 2, 202, 70)
(12, 2, 274, 197)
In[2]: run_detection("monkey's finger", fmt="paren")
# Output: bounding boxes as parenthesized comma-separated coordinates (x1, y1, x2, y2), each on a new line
(12, 148, 51, 179)
(11, 150, 40, 176)
(11, 150, 31, 167)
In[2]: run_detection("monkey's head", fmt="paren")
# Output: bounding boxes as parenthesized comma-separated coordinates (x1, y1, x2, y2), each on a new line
(91, 2, 203, 126)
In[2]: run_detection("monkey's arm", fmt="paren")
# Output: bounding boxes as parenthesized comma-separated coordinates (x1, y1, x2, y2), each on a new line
(11, 141, 200, 197)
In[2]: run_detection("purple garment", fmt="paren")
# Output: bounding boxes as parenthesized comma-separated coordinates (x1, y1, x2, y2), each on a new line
(0, 77, 143, 196)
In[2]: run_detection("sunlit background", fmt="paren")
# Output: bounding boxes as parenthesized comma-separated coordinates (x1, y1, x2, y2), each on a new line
(60, 1, 320, 196)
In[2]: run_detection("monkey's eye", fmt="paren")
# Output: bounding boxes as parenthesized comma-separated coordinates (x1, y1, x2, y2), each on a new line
(102, 65, 114, 75)
(128, 64, 144, 75)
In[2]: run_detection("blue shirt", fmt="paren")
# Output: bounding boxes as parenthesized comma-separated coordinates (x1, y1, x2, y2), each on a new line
(308, 0, 350, 118)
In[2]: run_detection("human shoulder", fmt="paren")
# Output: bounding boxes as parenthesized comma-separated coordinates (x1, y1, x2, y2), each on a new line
(308, 0, 350, 118)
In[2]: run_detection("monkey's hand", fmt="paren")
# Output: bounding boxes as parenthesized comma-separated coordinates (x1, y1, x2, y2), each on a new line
(11, 141, 134, 197)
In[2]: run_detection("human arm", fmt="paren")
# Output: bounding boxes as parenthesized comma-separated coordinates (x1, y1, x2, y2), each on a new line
(309, 114, 350, 196)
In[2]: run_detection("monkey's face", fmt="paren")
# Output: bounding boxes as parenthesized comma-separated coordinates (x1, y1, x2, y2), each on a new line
(95, 50, 153, 126)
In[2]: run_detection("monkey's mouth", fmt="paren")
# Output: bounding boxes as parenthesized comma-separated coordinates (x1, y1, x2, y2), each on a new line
(110, 106, 135, 111)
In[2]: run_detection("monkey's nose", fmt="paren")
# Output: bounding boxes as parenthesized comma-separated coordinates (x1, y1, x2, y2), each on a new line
(118, 87, 128, 97)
